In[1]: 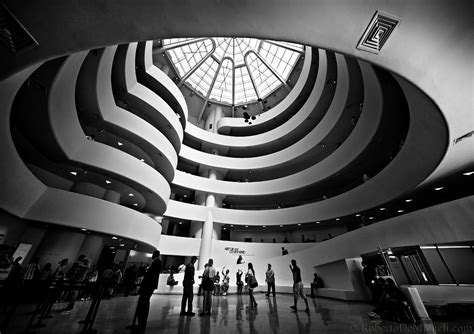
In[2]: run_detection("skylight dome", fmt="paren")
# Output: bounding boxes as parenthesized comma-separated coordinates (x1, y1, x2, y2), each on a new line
(162, 37, 304, 106)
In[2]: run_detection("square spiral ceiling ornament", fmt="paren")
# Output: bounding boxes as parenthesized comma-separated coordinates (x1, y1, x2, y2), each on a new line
(357, 11, 400, 54)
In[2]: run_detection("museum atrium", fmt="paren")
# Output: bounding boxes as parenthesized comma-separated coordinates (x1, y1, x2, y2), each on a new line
(0, 0, 472, 332)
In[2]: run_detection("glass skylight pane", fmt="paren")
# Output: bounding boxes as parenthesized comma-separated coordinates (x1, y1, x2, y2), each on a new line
(162, 37, 302, 105)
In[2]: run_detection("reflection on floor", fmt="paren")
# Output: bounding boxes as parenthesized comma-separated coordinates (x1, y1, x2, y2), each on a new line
(5, 293, 474, 333)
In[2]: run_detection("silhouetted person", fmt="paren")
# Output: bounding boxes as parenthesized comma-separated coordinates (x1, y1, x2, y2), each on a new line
(7, 256, 22, 280)
(124, 264, 138, 297)
(246, 263, 257, 307)
(237, 255, 244, 264)
(136, 250, 162, 330)
(200, 258, 215, 316)
(38, 263, 52, 281)
(265, 263, 276, 297)
(289, 259, 309, 313)
(180, 256, 197, 316)
(236, 269, 244, 295)
(64, 255, 90, 313)
(281, 247, 289, 256)
(310, 273, 323, 298)
(362, 261, 382, 304)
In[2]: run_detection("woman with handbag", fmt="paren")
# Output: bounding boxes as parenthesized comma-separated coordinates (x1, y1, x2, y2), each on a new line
(246, 263, 258, 307)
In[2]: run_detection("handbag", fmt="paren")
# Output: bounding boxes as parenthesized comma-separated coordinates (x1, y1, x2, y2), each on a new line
(248, 275, 258, 288)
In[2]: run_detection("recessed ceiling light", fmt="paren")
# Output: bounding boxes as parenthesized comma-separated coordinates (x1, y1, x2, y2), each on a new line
(405, 199, 413, 202)
(129, 193, 134, 197)
(369, 217, 374, 219)
(335, 218, 340, 221)
(70, 171, 77, 176)
(105, 180, 112, 184)
(434, 187, 444, 191)
(133, 203, 138, 206)
(118, 142, 123, 146)
(81, 228, 87, 231)
(112, 236, 118, 240)
(379, 208, 386, 211)
(463, 171, 474, 176)
(398, 210, 404, 213)
(356, 214, 361, 217)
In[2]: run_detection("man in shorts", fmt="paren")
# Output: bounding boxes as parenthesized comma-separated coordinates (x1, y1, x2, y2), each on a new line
(289, 259, 309, 313)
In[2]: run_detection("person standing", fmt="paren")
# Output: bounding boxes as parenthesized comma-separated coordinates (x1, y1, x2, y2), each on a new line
(246, 263, 257, 308)
(63, 255, 90, 313)
(200, 259, 216, 316)
(236, 269, 244, 295)
(265, 263, 275, 297)
(180, 256, 197, 316)
(289, 259, 309, 313)
(221, 268, 230, 296)
(136, 250, 162, 330)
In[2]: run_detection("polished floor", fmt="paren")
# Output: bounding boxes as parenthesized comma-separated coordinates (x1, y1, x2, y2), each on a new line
(5, 293, 474, 333)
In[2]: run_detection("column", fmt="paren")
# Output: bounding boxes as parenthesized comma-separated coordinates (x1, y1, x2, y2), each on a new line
(197, 169, 219, 269)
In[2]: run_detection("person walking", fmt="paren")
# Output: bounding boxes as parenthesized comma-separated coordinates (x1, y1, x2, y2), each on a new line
(246, 263, 258, 308)
(265, 263, 276, 297)
(200, 259, 215, 316)
(289, 259, 309, 313)
(180, 256, 197, 316)
(136, 250, 162, 330)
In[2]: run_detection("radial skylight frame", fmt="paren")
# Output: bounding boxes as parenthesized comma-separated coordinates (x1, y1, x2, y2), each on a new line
(162, 37, 304, 107)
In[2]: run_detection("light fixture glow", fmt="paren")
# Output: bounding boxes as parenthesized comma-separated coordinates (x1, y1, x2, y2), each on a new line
(298, 223, 301, 226)
(379, 208, 386, 211)
(434, 187, 444, 191)
(356, 214, 361, 217)
(335, 218, 340, 221)
(245, 225, 248, 228)
(133, 203, 138, 206)
(280, 225, 283, 227)
(230, 225, 234, 227)
(118, 142, 123, 146)
(105, 180, 112, 184)
(398, 210, 404, 213)
(70, 171, 77, 176)
(112, 236, 118, 240)
(129, 193, 134, 197)
(316, 221, 320, 224)
(81, 228, 87, 231)
(262, 225, 266, 228)
(120, 244, 125, 247)
(463, 171, 474, 176)
(369, 217, 374, 220)
(405, 199, 413, 202)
